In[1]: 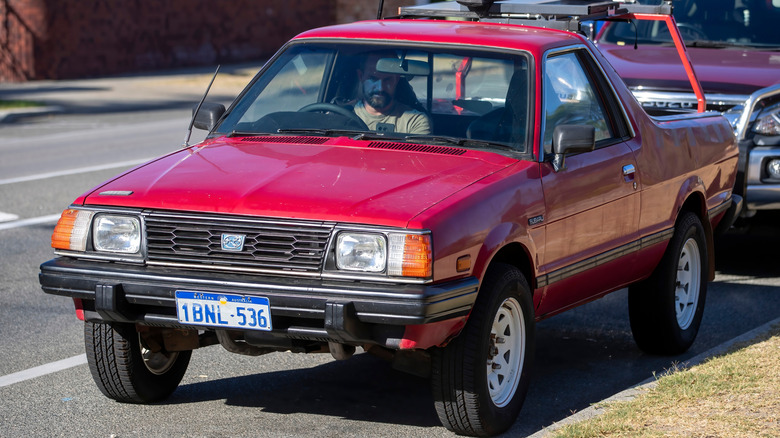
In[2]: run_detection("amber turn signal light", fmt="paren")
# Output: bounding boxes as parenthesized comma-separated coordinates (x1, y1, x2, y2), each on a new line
(51, 209, 93, 251)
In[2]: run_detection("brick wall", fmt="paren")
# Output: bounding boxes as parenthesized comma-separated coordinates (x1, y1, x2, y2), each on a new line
(335, 0, 421, 23)
(0, 0, 423, 82)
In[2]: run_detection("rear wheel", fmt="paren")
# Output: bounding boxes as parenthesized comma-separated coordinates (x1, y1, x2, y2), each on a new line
(629, 212, 708, 355)
(85, 321, 191, 403)
(431, 263, 534, 436)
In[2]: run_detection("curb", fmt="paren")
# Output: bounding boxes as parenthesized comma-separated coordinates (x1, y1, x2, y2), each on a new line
(0, 105, 63, 123)
(529, 315, 780, 437)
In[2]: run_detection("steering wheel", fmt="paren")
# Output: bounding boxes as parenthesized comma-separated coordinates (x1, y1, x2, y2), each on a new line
(297, 103, 368, 129)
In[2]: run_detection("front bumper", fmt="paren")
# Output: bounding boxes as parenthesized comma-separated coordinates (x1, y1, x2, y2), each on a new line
(39, 258, 479, 349)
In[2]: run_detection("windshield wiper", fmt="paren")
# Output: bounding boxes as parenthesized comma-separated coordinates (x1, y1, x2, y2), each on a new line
(685, 40, 774, 50)
(352, 132, 392, 141)
(227, 130, 275, 137)
(276, 128, 369, 137)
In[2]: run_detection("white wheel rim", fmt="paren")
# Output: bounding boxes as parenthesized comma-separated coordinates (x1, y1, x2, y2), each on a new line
(139, 334, 178, 375)
(675, 237, 701, 330)
(486, 297, 525, 408)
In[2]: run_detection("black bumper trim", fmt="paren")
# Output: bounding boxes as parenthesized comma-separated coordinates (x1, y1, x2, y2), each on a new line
(39, 258, 479, 328)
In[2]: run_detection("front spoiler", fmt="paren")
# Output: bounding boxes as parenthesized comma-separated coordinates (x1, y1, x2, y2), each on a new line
(39, 258, 479, 347)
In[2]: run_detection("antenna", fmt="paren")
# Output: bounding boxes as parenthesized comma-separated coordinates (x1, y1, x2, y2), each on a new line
(377, 0, 385, 19)
(183, 65, 221, 147)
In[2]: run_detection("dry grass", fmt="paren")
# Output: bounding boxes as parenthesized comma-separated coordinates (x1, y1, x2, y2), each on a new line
(553, 325, 780, 438)
(0, 99, 44, 109)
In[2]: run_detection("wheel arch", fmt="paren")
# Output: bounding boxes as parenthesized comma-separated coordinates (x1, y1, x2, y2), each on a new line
(472, 237, 538, 316)
(678, 191, 715, 281)
(485, 243, 536, 292)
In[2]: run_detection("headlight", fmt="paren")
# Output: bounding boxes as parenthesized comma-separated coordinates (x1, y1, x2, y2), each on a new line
(335, 231, 432, 278)
(752, 104, 780, 136)
(336, 233, 387, 272)
(722, 104, 744, 131)
(93, 215, 141, 254)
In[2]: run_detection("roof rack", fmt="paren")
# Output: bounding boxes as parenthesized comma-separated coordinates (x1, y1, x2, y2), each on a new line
(393, 0, 704, 112)
(396, 0, 672, 32)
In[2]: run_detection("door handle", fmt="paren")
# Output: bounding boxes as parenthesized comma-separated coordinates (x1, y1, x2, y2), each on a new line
(623, 164, 637, 189)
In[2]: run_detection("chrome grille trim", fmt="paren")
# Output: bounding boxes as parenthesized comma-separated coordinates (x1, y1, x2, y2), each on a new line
(631, 89, 749, 107)
(143, 211, 335, 276)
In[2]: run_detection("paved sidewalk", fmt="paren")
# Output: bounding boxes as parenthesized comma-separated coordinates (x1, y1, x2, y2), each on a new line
(0, 63, 262, 123)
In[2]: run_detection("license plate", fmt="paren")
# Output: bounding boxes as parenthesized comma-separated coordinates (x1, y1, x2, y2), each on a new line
(175, 291, 272, 331)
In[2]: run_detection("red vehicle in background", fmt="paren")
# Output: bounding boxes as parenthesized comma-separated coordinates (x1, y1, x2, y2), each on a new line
(596, 0, 780, 218)
(40, 1, 740, 435)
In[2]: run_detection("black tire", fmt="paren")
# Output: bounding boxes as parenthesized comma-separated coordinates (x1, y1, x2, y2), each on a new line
(431, 263, 534, 436)
(84, 321, 191, 403)
(629, 212, 708, 355)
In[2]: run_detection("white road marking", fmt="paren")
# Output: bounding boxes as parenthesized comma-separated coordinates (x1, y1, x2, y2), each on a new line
(0, 213, 61, 231)
(0, 211, 20, 222)
(0, 158, 155, 185)
(0, 354, 87, 388)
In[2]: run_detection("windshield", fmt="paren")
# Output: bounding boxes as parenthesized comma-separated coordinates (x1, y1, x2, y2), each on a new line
(599, 0, 780, 47)
(216, 42, 532, 153)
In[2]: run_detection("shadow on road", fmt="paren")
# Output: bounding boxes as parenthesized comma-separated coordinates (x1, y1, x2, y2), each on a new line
(715, 211, 780, 277)
(167, 352, 442, 428)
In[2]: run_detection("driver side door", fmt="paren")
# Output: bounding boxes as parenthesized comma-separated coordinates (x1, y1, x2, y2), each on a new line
(537, 48, 641, 316)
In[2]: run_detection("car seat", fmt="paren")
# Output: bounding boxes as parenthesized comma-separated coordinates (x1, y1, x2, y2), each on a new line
(466, 69, 528, 147)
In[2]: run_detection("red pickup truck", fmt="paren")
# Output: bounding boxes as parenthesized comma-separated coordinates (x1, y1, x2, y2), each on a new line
(39, 1, 740, 435)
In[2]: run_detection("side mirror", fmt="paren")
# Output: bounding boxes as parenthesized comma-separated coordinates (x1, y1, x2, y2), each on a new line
(551, 124, 596, 172)
(193, 102, 226, 131)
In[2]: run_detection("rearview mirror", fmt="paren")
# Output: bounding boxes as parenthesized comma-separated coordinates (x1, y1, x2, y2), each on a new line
(375, 58, 430, 76)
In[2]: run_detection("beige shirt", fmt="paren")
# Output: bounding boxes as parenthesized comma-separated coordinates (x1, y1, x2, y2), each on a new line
(354, 101, 432, 135)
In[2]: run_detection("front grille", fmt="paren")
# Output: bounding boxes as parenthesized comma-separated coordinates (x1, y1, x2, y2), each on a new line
(631, 89, 748, 116)
(144, 212, 334, 275)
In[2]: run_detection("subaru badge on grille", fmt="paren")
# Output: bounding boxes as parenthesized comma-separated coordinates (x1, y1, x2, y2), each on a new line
(221, 234, 246, 251)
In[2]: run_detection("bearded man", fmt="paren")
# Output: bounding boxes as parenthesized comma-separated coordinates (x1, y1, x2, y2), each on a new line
(354, 53, 432, 135)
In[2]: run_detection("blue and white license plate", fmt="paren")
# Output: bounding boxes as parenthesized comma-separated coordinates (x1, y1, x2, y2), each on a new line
(175, 291, 272, 331)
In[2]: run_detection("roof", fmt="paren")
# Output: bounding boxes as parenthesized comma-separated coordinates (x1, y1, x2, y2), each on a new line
(292, 19, 584, 54)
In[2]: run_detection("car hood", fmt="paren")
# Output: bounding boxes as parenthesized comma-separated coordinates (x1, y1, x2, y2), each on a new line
(598, 44, 780, 95)
(83, 136, 516, 228)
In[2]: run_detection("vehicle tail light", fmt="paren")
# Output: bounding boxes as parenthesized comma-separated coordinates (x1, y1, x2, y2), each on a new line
(51, 209, 93, 251)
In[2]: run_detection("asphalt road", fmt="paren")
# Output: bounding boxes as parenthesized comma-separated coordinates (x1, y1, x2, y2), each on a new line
(1, 111, 778, 437)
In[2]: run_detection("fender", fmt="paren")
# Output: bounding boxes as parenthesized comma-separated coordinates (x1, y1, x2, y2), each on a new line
(472, 221, 541, 306)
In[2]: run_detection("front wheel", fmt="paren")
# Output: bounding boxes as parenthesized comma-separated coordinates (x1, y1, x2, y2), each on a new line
(629, 212, 708, 355)
(431, 264, 534, 436)
(85, 321, 191, 403)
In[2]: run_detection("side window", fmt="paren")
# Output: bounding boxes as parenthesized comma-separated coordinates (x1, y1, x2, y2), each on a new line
(543, 51, 614, 153)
